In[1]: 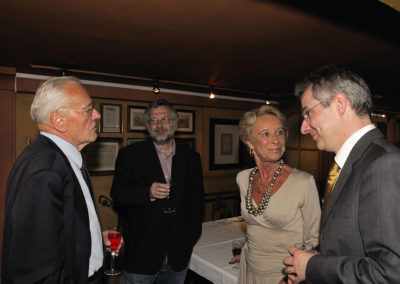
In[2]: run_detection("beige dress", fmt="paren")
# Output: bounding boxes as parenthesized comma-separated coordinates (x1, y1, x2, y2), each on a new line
(237, 168, 321, 284)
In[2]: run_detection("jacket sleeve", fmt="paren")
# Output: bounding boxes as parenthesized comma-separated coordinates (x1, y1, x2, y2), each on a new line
(188, 151, 205, 245)
(4, 169, 71, 283)
(110, 147, 153, 207)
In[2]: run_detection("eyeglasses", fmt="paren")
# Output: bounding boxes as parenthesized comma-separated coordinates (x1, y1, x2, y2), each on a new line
(301, 97, 332, 122)
(57, 105, 94, 116)
(149, 117, 174, 125)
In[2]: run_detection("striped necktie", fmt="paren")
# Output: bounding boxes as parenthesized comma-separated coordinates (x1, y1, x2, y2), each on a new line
(321, 162, 340, 218)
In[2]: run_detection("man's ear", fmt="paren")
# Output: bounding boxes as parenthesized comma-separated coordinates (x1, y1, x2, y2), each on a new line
(50, 112, 67, 132)
(333, 92, 348, 116)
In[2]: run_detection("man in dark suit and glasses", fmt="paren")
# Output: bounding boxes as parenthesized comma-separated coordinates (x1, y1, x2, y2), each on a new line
(283, 65, 400, 283)
(111, 99, 204, 283)
(2, 76, 121, 283)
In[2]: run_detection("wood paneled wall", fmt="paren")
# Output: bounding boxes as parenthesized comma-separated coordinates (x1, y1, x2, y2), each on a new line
(0, 67, 16, 271)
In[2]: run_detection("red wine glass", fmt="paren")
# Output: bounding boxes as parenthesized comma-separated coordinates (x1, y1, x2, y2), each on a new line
(104, 232, 122, 276)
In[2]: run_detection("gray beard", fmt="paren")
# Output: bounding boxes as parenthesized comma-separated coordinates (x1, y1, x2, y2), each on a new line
(152, 134, 174, 145)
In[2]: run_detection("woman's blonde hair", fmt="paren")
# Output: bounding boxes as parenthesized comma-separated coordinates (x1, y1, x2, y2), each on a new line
(239, 105, 288, 144)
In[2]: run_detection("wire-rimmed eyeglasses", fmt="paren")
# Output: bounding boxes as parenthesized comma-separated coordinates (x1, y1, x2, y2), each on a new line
(301, 97, 333, 122)
(148, 117, 175, 125)
(57, 105, 94, 116)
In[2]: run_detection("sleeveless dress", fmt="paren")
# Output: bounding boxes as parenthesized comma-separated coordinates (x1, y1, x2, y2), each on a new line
(237, 168, 321, 284)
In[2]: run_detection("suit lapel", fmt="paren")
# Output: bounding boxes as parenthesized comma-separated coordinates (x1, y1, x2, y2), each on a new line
(41, 135, 90, 225)
(320, 128, 383, 228)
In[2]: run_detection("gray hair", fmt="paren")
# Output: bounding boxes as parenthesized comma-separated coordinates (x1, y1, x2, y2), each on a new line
(143, 99, 178, 128)
(294, 65, 372, 116)
(239, 105, 288, 144)
(30, 76, 82, 124)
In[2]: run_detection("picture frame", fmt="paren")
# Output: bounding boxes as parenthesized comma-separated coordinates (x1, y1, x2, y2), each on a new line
(128, 105, 147, 132)
(209, 118, 242, 170)
(175, 138, 196, 150)
(127, 137, 147, 145)
(176, 109, 195, 134)
(100, 103, 122, 133)
(81, 138, 122, 175)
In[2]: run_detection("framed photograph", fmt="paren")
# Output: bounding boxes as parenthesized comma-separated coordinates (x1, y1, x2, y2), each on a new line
(100, 103, 122, 133)
(127, 138, 147, 145)
(176, 109, 195, 134)
(209, 118, 242, 170)
(128, 105, 147, 132)
(82, 138, 122, 175)
(175, 138, 196, 150)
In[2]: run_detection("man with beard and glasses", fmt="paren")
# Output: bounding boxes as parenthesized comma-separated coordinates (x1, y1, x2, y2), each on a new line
(111, 99, 204, 283)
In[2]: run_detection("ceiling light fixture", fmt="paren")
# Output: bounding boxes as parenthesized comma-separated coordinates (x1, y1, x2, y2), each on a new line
(153, 80, 160, 94)
(209, 88, 215, 99)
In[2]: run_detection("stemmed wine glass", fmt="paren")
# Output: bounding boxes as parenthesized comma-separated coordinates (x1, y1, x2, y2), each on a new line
(294, 242, 314, 252)
(231, 239, 244, 269)
(164, 175, 176, 214)
(104, 231, 122, 276)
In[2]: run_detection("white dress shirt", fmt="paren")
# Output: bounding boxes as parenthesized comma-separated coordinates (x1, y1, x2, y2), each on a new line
(334, 124, 376, 171)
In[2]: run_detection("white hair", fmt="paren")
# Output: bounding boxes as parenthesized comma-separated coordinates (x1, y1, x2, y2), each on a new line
(30, 76, 82, 124)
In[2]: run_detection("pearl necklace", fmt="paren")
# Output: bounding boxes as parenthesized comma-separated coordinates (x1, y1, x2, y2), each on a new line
(245, 159, 284, 216)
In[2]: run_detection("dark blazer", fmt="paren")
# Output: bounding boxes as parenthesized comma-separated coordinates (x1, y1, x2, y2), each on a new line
(110, 140, 204, 274)
(2, 135, 92, 284)
(307, 128, 400, 283)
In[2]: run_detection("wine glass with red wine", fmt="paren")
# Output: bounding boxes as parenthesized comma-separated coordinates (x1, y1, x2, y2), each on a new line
(104, 231, 122, 276)
(232, 239, 244, 269)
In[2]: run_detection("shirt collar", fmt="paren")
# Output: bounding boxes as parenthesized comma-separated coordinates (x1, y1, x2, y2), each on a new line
(335, 124, 376, 168)
(153, 139, 176, 157)
(40, 131, 83, 168)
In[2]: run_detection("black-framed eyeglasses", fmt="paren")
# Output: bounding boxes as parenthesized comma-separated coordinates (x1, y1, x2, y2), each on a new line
(149, 117, 175, 125)
(301, 97, 333, 122)
(57, 105, 94, 116)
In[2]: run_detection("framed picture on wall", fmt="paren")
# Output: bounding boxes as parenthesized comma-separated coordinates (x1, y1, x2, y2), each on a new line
(81, 138, 122, 175)
(128, 105, 147, 132)
(100, 103, 122, 133)
(176, 109, 195, 134)
(209, 118, 242, 170)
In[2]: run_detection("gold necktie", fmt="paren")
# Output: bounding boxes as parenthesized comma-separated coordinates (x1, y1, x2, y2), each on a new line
(321, 162, 340, 218)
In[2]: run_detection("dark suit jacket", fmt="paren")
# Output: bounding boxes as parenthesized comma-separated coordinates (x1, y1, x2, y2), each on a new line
(2, 135, 93, 283)
(110, 140, 204, 274)
(307, 128, 400, 283)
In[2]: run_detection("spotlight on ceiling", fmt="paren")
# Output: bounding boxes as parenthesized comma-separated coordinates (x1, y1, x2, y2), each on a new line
(153, 80, 160, 94)
(209, 88, 216, 99)
(265, 98, 279, 105)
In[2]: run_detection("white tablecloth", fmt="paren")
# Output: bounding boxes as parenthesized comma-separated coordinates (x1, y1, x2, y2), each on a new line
(189, 217, 246, 284)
